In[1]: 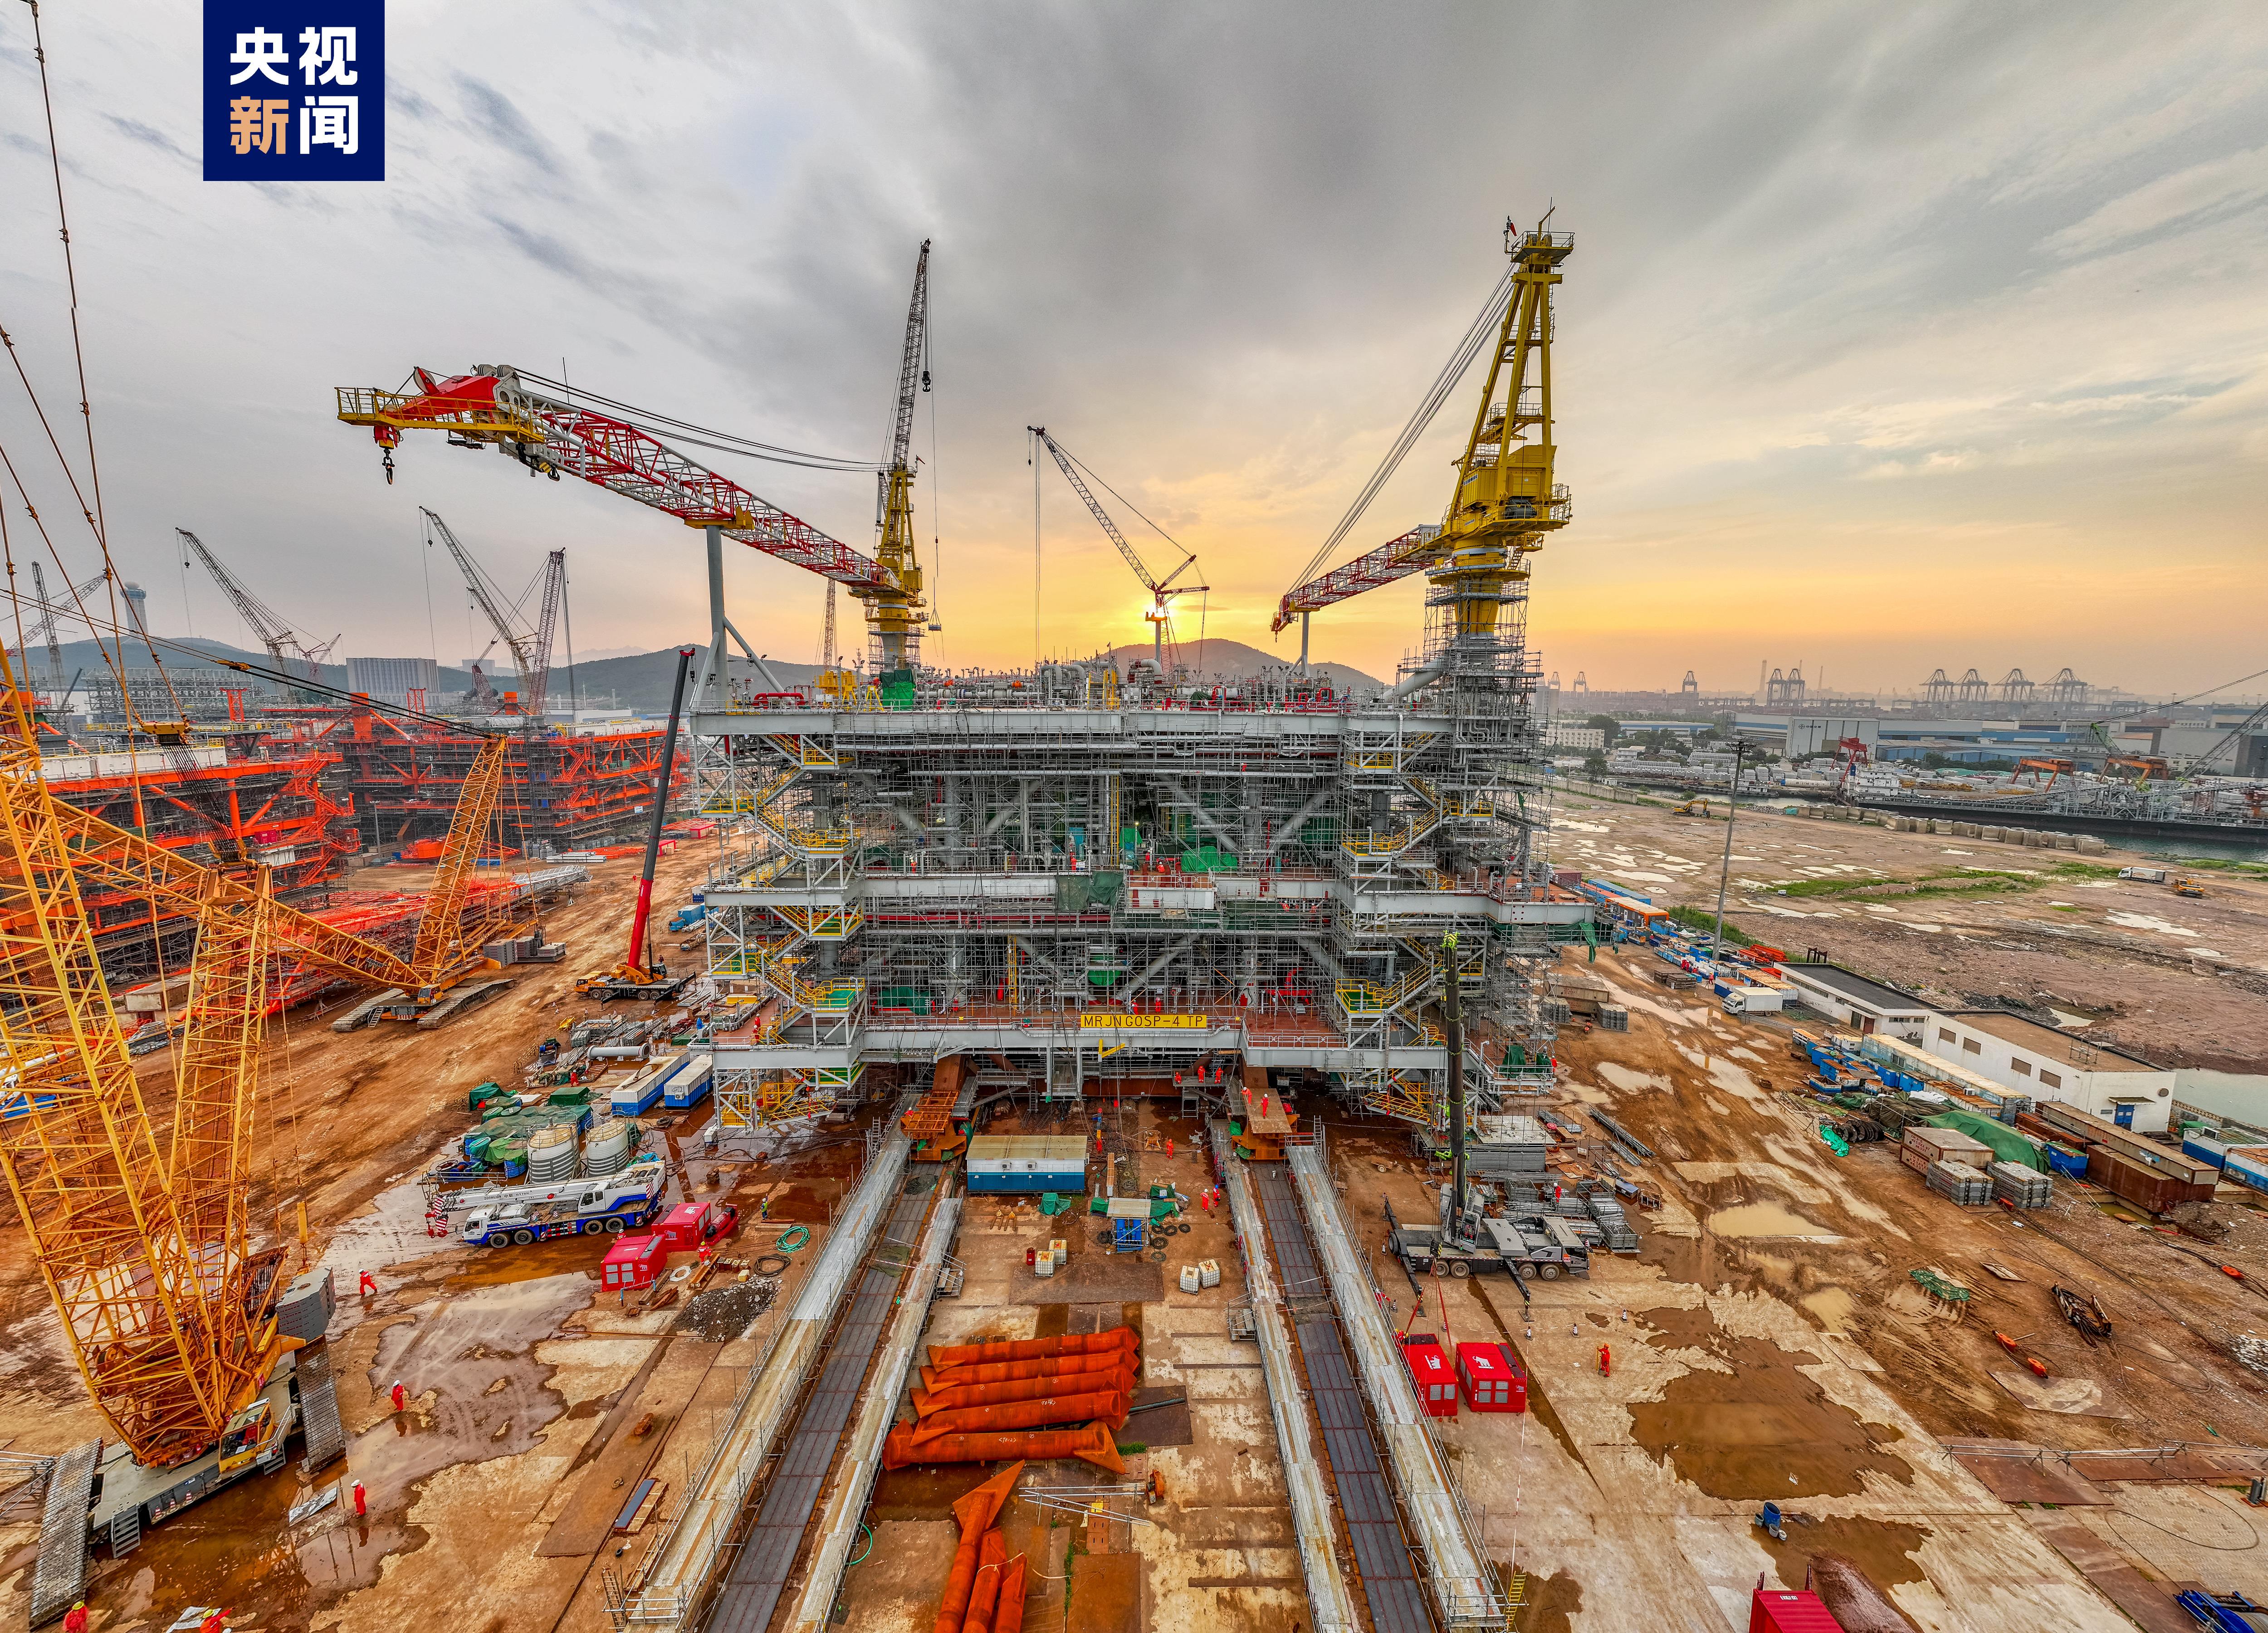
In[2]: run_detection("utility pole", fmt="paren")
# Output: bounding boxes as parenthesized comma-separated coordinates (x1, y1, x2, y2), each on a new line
(1441, 930, 1466, 1245)
(1709, 738, 1748, 961)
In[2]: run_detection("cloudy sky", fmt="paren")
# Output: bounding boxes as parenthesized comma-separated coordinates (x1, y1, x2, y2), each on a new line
(2, 3, 2263, 698)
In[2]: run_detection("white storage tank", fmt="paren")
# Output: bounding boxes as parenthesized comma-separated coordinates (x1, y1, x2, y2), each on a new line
(582, 1117, 634, 1178)
(526, 1122, 578, 1183)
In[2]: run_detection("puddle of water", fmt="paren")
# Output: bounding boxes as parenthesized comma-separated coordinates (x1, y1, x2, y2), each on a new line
(1801, 1287, 1857, 1332)
(1628, 1331, 1912, 1499)
(2106, 910, 2196, 937)
(1596, 1063, 1671, 1094)
(1708, 1202, 1828, 1238)
(338, 1269, 593, 1582)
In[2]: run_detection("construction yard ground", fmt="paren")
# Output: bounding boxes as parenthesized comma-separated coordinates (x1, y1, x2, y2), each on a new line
(0, 818, 2266, 1631)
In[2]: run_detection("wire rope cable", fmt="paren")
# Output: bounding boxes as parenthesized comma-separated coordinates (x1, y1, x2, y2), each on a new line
(1285, 264, 1516, 597)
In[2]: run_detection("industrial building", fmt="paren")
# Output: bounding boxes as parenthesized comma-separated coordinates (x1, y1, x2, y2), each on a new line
(345, 655, 440, 708)
(1922, 1010, 2176, 1131)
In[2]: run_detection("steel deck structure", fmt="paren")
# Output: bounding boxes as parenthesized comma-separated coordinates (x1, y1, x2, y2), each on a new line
(707, 1180, 937, 1633)
(1250, 1162, 1431, 1633)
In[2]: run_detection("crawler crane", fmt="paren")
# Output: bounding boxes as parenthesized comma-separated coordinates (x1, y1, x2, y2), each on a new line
(335, 241, 939, 678)
(1271, 216, 1573, 656)
(0, 624, 551, 1610)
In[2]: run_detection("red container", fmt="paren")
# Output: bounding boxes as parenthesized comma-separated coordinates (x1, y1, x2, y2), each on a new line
(1751, 1586, 1844, 1632)
(1455, 1341, 1526, 1413)
(1400, 1334, 1457, 1418)
(656, 1200, 739, 1252)
(2086, 1148, 2216, 1214)
(600, 1233, 666, 1292)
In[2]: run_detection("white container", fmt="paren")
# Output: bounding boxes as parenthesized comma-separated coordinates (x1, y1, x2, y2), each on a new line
(1178, 1263, 1201, 1294)
(1034, 1252, 1057, 1278)
(1050, 1238, 1067, 1268)
(1198, 1258, 1221, 1289)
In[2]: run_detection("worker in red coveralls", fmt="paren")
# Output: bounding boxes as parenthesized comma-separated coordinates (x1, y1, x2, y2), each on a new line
(1598, 1344, 1612, 1378)
(358, 1270, 376, 1299)
(352, 1479, 367, 1517)
(196, 1609, 229, 1633)
(390, 1380, 407, 1414)
(62, 1603, 86, 1633)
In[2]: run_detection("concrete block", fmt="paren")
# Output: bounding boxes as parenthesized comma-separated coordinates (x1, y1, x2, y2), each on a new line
(2054, 833, 2077, 850)
(2077, 835, 2106, 853)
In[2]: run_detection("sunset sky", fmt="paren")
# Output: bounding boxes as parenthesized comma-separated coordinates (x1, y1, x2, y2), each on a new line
(2, 4, 2263, 699)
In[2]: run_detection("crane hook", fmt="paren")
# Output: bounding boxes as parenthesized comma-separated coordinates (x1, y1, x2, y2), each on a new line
(381, 448, 396, 485)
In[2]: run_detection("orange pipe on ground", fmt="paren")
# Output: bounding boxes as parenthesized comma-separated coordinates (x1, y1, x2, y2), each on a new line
(991, 1554, 1028, 1633)
(915, 1364, 1135, 1418)
(913, 1389, 1129, 1438)
(961, 1530, 1007, 1633)
(884, 1421, 1125, 1475)
(929, 1463, 1023, 1633)
(927, 1327, 1138, 1370)
(920, 1349, 1131, 1392)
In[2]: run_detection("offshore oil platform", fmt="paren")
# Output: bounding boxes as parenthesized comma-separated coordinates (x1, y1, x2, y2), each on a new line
(342, 224, 1599, 1142)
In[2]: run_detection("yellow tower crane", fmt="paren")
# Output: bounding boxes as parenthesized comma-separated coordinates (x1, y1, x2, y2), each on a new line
(1271, 215, 1573, 649)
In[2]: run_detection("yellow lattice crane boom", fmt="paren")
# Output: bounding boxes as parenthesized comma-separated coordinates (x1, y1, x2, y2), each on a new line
(410, 733, 513, 997)
(0, 676, 241, 1464)
(1271, 217, 1574, 635)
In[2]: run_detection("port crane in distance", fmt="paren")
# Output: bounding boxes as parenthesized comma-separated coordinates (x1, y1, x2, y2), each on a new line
(1028, 426, 1207, 671)
(1269, 215, 1573, 653)
(422, 508, 566, 721)
(14, 565, 108, 694)
(176, 528, 339, 694)
(335, 241, 940, 677)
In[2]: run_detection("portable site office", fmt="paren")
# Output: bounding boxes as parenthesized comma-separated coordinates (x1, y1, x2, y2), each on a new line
(966, 1134, 1090, 1194)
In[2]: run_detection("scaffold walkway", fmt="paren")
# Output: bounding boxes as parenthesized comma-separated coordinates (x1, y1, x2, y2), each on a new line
(1247, 1161, 1433, 1633)
(706, 1179, 937, 1633)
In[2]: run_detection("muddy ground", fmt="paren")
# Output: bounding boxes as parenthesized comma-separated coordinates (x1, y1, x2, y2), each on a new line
(1324, 955, 2268, 1631)
(1551, 789, 2268, 1071)
(0, 833, 820, 1633)
(7, 798, 2268, 1633)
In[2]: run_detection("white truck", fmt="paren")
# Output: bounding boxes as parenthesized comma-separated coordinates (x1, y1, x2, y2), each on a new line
(429, 1157, 662, 1234)
(459, 1173, 664, 1247)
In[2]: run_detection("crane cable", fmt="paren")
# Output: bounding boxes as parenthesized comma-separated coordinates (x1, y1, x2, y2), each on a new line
(6, 3, 182, 724)
(1285, 263, 1517, 597)
(513, 371, 882, 474)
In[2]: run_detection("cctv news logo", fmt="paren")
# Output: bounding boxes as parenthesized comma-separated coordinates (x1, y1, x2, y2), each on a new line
(203, 1, 384, 181)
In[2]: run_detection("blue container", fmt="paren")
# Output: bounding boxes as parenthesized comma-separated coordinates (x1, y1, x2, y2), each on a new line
(2183, 1135, 2231, 1169)
(2226, 1152, 2268, 1194)
(2043, 1144, 2090, 1179)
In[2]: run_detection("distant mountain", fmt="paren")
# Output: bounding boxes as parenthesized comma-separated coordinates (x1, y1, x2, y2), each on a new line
(1102, 637, 1383, 694)
(32, 636, 494, 696)
(547, 647, 823, 711)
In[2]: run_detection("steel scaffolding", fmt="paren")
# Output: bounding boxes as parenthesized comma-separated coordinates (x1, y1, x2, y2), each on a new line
(693, 636, 1592, 1131)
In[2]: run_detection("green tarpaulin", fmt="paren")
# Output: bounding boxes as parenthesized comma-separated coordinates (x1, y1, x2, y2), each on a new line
(1925, 1109, 2044, 1171)
(1054, 871, 1124, 913)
